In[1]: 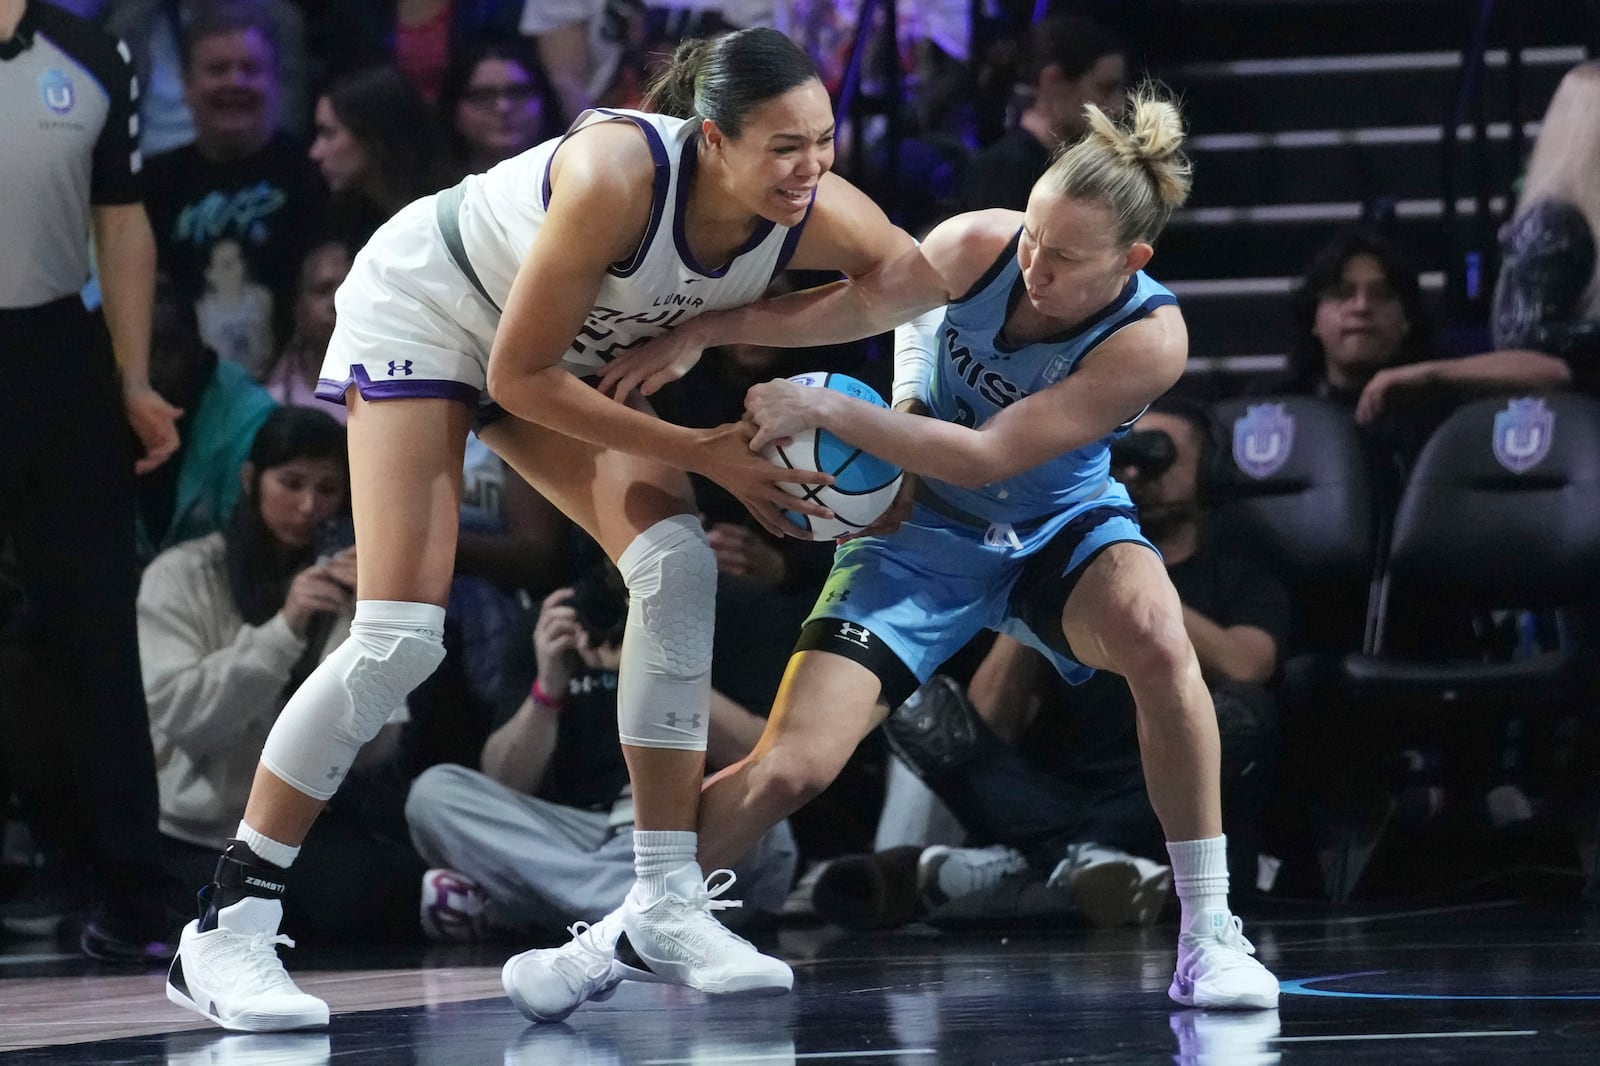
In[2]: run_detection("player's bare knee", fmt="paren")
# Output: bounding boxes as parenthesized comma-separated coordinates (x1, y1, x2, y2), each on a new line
(751, 746, 845, 815)
(1110, 607, 1191, 683)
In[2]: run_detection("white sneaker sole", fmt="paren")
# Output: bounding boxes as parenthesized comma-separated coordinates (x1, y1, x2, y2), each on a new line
(616, 932, 794, 996)
(616, 957, 794, 995)
(1167, 978, 1280, 1011)
(166, 977, 330, 1032)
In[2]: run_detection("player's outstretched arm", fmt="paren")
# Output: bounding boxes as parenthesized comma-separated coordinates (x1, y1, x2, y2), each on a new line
(748, 306, 1190, 489)
(717, 202, 1006, 353)
(596, 173, 923, 400)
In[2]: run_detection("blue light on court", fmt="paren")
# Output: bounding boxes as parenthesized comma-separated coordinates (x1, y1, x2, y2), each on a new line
(1281, 971, 1600, 1001)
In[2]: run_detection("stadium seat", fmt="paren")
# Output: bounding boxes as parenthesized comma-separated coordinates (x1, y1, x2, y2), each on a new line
(1207, 394, 1380, 655)
(1338, 393, 1600, 900)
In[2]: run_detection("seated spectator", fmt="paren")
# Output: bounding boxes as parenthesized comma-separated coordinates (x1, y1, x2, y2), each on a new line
(405, 555, 798, 942)
(140, 407, 425, 944)
(437, 36, 561, 175)
(810, 400, 1290, 928)
(311, 64, 455, 246)
(95, 0, 309, 154)
(259, 238, 353, 422)
(143, 2, 326, 372)
(958, 14, 1127, 212)
(1356, 59, 1600, 418)
(1278, 226, 1449, 494)
(137, 276, 278, 563)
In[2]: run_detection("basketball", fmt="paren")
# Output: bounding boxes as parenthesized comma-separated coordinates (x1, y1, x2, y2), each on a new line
(761, 372, 904, 540)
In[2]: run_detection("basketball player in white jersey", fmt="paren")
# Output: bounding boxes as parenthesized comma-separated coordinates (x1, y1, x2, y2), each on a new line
(164, 28, 918, 1032)
(527, 84, 1280, 1018)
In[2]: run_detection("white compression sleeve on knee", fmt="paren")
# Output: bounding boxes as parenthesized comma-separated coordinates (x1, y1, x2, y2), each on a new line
(615, 515, 716, 751)
(260, 599, 446, 800)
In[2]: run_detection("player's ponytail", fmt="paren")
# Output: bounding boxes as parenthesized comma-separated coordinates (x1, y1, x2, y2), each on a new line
(642, 37, 715, 119)
(1042, 81, 1192, 245)
(641, 28, 820, 137)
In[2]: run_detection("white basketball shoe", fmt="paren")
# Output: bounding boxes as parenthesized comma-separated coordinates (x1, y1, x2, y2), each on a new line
(166, 896, 329, 1032)
(1169, 909, 1281, 1010)
(502, 913, 625, 1023)
(617, 864, 793, 995)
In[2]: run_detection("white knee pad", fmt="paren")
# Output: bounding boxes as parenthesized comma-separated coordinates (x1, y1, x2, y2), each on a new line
(616, 515, 716, 750)
(261, 599, 446, 800)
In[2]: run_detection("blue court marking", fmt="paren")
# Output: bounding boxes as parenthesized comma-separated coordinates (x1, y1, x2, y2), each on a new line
(1281, 971, 1600, 1001)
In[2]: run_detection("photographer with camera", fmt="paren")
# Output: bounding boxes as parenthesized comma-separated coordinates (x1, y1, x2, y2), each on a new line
(404, 548, 798, 942)
(820, 398, 1292, 930)
(139, 406, 427, 944)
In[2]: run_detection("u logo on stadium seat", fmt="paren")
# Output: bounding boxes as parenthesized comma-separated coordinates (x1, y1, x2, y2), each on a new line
(1492, 397, 1553, 474)
(1233, 404, 1294, 479)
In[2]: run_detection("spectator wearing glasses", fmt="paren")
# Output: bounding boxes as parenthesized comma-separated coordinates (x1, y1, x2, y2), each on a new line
(437, 37, 561, 176)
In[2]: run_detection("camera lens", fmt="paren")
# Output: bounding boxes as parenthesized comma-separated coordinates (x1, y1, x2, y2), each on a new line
(1110, 429, 1177, 479)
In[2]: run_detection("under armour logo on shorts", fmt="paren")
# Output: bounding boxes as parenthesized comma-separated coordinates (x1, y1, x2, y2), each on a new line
(663, 712, 703, 730)
(984, 523, 1023, 550)
(387, 360, 414, 376)
(838, 622, 872, 647)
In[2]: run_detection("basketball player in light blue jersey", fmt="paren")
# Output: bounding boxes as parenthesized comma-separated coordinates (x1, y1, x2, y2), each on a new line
(164, 29, 924, 1033)
(572, 83, 1281, 1013)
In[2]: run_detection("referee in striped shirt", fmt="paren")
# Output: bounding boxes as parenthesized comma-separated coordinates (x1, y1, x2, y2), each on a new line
(1, 0, 182, 960)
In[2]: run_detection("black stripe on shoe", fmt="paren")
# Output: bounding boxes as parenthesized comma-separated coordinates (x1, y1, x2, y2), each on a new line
(168, 955, 190, 1000)
(614, 931, 664, 979)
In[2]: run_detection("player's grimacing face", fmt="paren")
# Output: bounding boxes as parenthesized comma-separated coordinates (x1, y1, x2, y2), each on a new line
(714, 79, 835, 224)
(1017, 191, 1140, 322)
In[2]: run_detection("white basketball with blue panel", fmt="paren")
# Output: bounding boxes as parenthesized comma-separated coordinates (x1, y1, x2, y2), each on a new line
(761, 372, 903, 540)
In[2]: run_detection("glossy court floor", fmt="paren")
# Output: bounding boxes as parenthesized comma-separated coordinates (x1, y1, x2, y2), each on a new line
(2, 899, 1597, 1064)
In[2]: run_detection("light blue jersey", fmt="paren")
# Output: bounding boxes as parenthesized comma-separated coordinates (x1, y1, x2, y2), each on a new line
(922, 229, 1177, 526)
(798, 231, 1178, 696)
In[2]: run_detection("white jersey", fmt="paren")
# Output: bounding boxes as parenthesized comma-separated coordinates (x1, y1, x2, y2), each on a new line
(453, 108, 810, 376)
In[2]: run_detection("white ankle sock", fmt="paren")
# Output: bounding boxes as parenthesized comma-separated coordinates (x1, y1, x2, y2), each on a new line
(236, 821, 300, 870)
(633, 830, 697, 901)
(1166, 835, 1229, 930)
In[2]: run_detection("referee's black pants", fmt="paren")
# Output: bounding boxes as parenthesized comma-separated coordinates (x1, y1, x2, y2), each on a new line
(0, 296, 164, 913)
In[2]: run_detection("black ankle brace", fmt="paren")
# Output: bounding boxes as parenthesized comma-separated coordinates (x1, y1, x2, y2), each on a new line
(198, 839, 287, 930)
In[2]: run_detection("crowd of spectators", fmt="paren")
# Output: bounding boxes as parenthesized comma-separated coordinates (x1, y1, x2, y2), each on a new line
(1, 0, 1596, 962)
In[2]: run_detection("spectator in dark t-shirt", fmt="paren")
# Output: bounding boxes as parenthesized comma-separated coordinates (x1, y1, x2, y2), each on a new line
(142, 2, 324, 374)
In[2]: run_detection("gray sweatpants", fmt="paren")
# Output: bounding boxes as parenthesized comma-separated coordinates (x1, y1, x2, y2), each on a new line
(405, 764, 798, 933)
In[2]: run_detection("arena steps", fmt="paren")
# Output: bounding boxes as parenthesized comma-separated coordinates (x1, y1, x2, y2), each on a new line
(1152, 0, 1592, 380)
